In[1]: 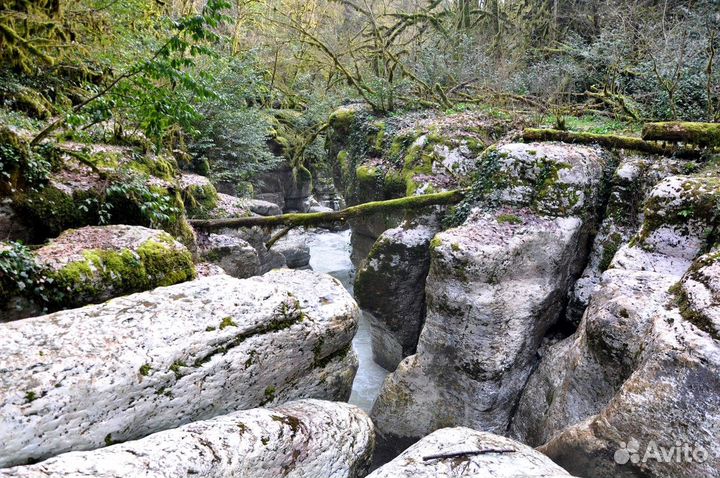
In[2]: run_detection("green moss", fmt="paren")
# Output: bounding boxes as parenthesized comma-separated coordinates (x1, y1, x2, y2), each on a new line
(137, 237, 196, 286)
(356, 164, 379, 185)
(104, 434, 115, 446)
(598, 233, 623, 272)
(169, 360, 187, 379)
(384, 170, 406, 197)
(496, 214, 523, 225)
(219, 317, 237, 329)
(372, 121, 386, 154)
(430, 236, 443, 250)
(24, 391, 37, 403)
(328, 107, 357, 134)
(139, 364, 152, 376)
(261, 385, 276, 405)
(44, 236, 195, 310)
(642, 122, 720, 148)
(183, 182, 219, 218)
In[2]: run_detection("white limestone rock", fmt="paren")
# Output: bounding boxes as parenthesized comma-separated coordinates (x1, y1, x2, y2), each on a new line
(512, 173, 720, 477)
(490, 142, 607, 217)
(564, 154, 686, 324)
(367, 427, 575, 478)
(197, 232, 261, 278)
(370, 208, 586, 446)
(0, 270, 359, 468)
(0, 400, 374, 478)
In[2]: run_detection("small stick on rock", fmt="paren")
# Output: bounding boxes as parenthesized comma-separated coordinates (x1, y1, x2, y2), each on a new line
(422, 448, 516, 461)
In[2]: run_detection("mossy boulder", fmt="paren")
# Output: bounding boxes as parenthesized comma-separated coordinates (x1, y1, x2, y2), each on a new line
(674, 248, 720, 340)
(483, 142, 609, 218)
(354, 220, 439, 370)
(7, 142, 195, 246)
(1, 225, 195, 320)
(179, 173, 219, 218)
(643, 174, 720, 233)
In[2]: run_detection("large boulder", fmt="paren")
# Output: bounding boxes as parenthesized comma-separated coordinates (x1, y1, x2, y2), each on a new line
(354, 220, 439, 370)
(371, 209, 586, 447)
(0, 270, 359, 467)
(370, 142, 609, 449)
(1, 225, 196, 321)
(0, 400, 374, 478)
(274, 233, 311, 269)
(179, 173, 219, 218)
(197, 232, 261, 278)
(367, 427, 575, 477)
(512, 173, 720, 477)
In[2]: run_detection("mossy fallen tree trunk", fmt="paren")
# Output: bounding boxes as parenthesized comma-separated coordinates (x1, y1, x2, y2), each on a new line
(189, 190, 465, 230)
(522, 128, 699, 158)
(641, 122, 720, 147)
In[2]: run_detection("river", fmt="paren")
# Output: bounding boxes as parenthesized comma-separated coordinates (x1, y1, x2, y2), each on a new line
(306, 229, 390, 413)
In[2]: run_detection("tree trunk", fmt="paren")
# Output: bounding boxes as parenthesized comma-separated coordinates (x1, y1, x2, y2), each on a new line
(189, 190, 466, 230)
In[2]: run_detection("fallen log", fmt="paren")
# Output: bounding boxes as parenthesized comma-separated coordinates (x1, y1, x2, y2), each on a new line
(189, 189, 466, 230)
(641, 121, 720, 147)
(522, 128, 699, 158)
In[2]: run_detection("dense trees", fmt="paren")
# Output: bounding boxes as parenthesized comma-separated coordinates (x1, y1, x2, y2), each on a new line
(0, 0, 718, 177)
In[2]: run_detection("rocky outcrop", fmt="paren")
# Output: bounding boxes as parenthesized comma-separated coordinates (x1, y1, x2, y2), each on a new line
(7, 138, 194, 245)
(367, 427, 575, 477)
(370, 142, 609, 448)
(255, 164, 313, 212)
(354, 219, 439, 370)
(197, 232, 261, 278)
(371, 210, 586, 446)
(326, 107, 511, 265)
(511, 172, 720, 477)
(0, 400, 374, 478)
(564, 153, 687, 325)
(1, 225, 196, 321)
(274, 233, 311, 269)
(0, 270, 359, 468)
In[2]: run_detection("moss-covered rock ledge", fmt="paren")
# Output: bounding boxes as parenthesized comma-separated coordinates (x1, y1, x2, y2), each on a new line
(1, 225, 195, 321)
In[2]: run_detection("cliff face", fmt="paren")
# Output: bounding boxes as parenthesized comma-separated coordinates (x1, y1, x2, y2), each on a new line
(335, 107, 720, 476)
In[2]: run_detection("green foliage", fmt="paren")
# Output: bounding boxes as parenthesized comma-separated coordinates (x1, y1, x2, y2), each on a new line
(0, 126, 51, 192)
(0, 0, 69, 74)
(0, 242, 43, 299)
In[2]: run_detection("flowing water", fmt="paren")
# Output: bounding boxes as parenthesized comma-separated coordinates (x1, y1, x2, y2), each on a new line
(306, 229, 390, 413)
